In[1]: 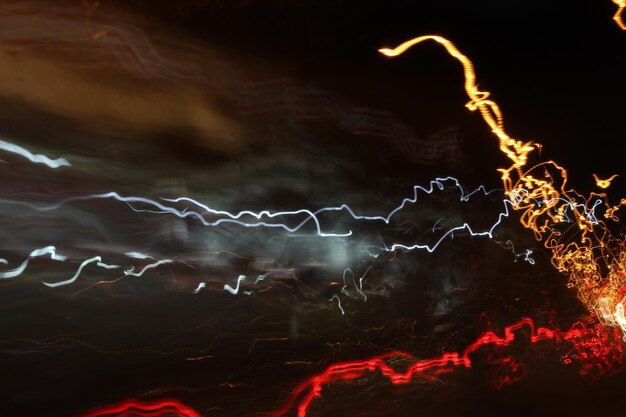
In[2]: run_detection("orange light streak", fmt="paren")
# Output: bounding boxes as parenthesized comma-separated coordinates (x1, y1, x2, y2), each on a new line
(593, 173, 618, 189)
(379, 36, 626, 338)
(614, 0, 626, 30)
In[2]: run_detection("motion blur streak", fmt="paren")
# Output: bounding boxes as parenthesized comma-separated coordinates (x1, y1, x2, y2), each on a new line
(379, 35, 626, 337)
(259, 317, 625, 417)
(614, 0, 626, 29)
(80, 398, 201, 417)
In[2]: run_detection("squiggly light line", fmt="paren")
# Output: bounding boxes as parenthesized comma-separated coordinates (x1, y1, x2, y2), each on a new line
(0, 138, 70, 168)
(124, 259, 173, 277)
(0, 245, 174, 287)
(0, 246, 67, 279)
(329, 294, 345, 315)
(80, 398, 202, 417)
(43, 256, 119, 288)
(7, 177, 508, 250)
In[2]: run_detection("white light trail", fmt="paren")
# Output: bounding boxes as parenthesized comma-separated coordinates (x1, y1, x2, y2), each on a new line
(0, 138, 70, 168)
(124, 259, 173, 277)
(43, 257, 120, 288)
(224, 275, 247, 295)
(0, 246, 67, 279)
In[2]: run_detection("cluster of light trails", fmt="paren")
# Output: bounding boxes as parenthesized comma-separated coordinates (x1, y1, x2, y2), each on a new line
(379, 34, 626, 338)
(0, 175, 527, 292)
(0, 245, 174, 288)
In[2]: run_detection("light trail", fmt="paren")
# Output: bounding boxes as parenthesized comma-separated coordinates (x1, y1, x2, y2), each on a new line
(0, 246, 67, 279)
(80, 398, 202, 417)
(191, 282, 205, 294)
(593, 173, 618, 189)
(329, 294, 345, 315)
(4, 176, 513, 252)
(124, 259, 173, 277)
(224, 274, 248, 295)
(379, 35, 626, 337)
(0, 138, 70, 168)
(614, 0, 626, 29)
(43, 256, 119, 288)
(163, 176, 499, 239)
(264, 317, 624, 417)
(0, 246, 171, 287)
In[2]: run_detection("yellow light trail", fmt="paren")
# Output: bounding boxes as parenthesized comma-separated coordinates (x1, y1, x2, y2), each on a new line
(379, 36, 626, 339)
(614, 0, 626, 30)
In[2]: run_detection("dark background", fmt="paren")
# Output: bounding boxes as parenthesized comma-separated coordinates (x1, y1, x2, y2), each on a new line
(109, 0, 626, 191)
(0, 1, 625, 417)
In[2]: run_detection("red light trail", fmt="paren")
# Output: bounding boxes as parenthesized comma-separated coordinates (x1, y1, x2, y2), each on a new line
(80, 398, 202, 417)
(82, 317, 625, 417)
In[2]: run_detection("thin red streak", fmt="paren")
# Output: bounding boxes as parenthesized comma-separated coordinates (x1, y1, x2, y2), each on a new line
(80, 398, 201, 417)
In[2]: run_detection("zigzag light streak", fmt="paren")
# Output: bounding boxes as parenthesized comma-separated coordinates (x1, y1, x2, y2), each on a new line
(6, 177, 516, 250)
(0, 245, 173, 287)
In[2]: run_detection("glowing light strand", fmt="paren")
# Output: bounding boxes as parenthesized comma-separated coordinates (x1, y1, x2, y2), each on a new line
(0, 138, 71, 168)
(80, 398, 202, 417)
(0, 246, 172, 287)
(614, 0, 626, 30)
(0, 246, 67, 279)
